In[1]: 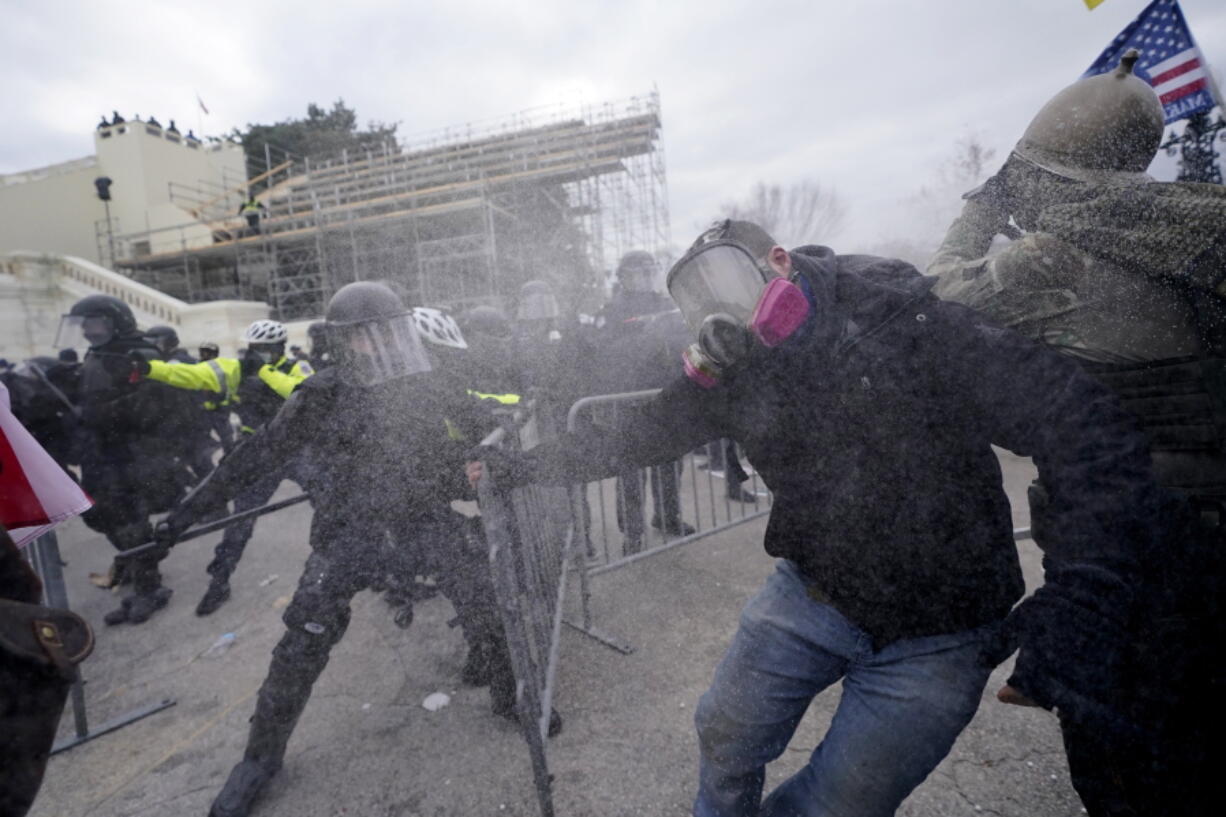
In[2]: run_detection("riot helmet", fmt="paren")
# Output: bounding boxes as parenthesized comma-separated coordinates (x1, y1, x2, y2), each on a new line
(56, 294, 137, 349)
(515, 280, 560, 322)
(198, 341, 220, 361)
(1013, 50, 1163, 185)
(458, 306, 512, 340)
(616, 251, 661, 295)
(324, 281, 431, 385)
(146, 325, 180, 356)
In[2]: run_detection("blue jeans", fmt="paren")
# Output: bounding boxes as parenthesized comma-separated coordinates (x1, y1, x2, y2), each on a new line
(694, 560, 996, 817)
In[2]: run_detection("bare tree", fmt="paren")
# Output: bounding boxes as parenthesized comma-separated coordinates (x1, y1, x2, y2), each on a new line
(939, 134, 996, 191)
(720, 180, 848, 247)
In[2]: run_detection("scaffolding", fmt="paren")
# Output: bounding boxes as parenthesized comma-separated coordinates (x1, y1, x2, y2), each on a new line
(109, 92, 669, 320)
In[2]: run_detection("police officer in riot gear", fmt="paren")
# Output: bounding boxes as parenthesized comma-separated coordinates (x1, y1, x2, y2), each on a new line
(55, 295, 183, 624)
(132, 319, 312, 615)
(197, 342, 236, 452)
(596, 252, 696, 547)
(146, 324, 219, 482)
(157, 281, 520, 817)
(928, 51, 1226, 816)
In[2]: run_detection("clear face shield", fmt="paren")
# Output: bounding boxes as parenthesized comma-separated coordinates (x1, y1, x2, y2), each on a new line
(516, 292, 560, 322)
(330, 312, 432, 386)
(55, 314, 115, 349)
(619, 259, 660, 294)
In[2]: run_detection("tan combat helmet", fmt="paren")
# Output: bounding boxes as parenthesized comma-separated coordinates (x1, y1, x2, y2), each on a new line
(1014, 50, 1164, 184)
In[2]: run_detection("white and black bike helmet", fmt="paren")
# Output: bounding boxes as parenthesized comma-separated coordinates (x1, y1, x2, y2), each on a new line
(411, 307, 468, 350)
(243, 320, 289, 344)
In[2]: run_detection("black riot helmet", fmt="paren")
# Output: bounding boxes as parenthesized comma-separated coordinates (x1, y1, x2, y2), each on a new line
(458, 305, 512, 340)
(56, 294, 138, 349)
(516, 280, 560, 322)
(324, 281, 431, 385)
(617, 250, 662, 294)
(146, 325, 180, 356)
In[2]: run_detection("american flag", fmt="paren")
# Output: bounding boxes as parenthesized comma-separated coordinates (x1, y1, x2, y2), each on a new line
(1084, 0, 1220, 124)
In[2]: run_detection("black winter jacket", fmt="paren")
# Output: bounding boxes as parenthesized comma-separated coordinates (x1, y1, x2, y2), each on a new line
(521, 246, 1157, 646)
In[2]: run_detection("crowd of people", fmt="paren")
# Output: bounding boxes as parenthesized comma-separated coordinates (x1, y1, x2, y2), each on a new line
(3, 51, 1223, 817)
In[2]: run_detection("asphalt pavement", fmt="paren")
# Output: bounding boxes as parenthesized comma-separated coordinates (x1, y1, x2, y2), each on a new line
(30, 449, 1088, 817)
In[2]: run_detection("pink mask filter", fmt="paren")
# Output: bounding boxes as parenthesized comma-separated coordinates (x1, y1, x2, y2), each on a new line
(748, 277, 810, 347)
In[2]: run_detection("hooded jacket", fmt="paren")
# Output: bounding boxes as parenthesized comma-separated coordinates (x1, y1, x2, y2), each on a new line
(519, 246, 1157, 646)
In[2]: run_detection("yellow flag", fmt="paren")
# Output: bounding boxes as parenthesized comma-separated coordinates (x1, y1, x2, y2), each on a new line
(1084, 0, 1108, 8)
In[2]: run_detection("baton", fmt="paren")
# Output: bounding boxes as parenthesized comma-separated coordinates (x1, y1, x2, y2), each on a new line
(116, 493, 311, 560)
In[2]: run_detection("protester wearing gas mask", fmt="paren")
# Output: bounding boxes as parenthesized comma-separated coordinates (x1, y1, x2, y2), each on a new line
(469, 219, 1160, 817)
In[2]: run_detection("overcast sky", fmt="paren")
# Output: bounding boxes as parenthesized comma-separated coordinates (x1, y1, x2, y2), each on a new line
(3, 0, 1224, 253)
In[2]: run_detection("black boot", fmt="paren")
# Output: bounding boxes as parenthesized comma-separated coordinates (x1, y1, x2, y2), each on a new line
(726, 484, 759, 503)
(492, 697, 564, 738)
(196, 578, 232, 616)
(104, 586, 172, 625)
(208, 758, 280, 817)
(651, 516, 696, 537)
(461, 641, 491, 686)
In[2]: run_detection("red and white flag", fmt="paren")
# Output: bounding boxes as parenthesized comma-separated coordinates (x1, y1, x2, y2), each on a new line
(0, 381, 92, 548)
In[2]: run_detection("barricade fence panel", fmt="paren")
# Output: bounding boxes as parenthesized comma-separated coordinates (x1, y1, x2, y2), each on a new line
(566, 390, 772, 577)
(475, 404, 573, 817)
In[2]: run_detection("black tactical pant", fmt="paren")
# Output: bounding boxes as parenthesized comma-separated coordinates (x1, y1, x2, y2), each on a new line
(206, 469, 296, 583)
(1042, 489, 1224, 817)
(80, 460, 163, 592)
(239, 513, 514, 770)
(615, 461, 683, 551)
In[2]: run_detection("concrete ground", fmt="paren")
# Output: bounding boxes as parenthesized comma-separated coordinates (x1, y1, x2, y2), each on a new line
(30, 450, 1088, 817)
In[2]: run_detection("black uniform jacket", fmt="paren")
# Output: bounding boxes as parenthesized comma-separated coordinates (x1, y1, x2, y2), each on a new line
(521, 246, 1158, 646)
(179, 367, 496, 548)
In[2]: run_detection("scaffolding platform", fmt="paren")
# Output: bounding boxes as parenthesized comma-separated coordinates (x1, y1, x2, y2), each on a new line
(110, 94, 670, 320)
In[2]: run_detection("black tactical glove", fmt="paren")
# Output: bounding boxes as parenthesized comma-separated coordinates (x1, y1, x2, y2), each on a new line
(1001, 562, 1139, 733)
(154, 506, 193, 548)
(128, 348, 159, 378)
(240, 349, 266, 378)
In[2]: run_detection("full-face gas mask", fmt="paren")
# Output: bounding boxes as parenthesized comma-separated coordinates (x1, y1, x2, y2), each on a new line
(666, 240, 810, 388)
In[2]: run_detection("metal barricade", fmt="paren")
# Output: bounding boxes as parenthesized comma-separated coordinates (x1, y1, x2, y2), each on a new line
(565, 390, 773, 653)
(25, 531, 176, 754)
(475, 407, 573, 817)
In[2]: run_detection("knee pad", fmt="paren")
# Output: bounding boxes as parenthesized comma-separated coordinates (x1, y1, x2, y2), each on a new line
(281, 591, 351, 650)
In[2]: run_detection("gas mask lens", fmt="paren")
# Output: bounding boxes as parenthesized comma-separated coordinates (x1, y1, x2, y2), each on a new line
(666, 242, 773, 338)
(55, 315, 114, 349)
(333, 313, 432, 385)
